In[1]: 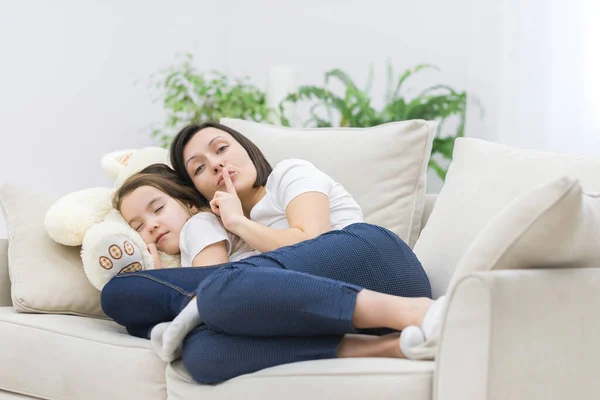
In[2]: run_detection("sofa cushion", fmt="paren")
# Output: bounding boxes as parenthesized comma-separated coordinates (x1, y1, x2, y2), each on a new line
(0, 185, 105, 317)
(0, 390, 36, 399)
(0, 307, 166, 400)
(405, 177, 600, 361)
(220, 118, 436, 248)
(166, 357, 434, 400)
(414, 138, 600, 298)
(448, 177, 600, 291)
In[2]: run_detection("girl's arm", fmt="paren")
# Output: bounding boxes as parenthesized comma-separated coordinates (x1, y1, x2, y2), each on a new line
(191, 240, 228, 266)
(229, 192, 330, 253)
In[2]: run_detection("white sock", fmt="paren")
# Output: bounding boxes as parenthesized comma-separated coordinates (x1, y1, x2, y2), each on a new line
(399, 296, 447, 360)
(162, 298, 202, 357)
(150, 322, 181, 362)
(421, 296, 447, 339)
(400, 325, 425, 359)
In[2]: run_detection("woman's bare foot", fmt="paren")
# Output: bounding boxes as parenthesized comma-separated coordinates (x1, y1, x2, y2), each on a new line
(408, 297, 436, 328)
(352, 290, 434, 331)
(337, 333, 404, 358)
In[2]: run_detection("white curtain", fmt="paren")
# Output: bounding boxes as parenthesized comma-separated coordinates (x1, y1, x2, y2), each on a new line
(495, 0, 600, 156)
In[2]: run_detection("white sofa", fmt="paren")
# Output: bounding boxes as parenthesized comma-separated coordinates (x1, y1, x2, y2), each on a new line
(1, 195, 599, 400)
(1, 119, 599, 399)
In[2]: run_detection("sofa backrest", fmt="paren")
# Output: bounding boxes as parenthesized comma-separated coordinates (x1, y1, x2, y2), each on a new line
(0, 195, 438, 308)
(221, 118, 436, 248)
(421, 194, 437, 233)
(414, 137, 600, 298)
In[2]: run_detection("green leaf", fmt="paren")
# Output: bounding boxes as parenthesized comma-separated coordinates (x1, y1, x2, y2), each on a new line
(364, 63, 374, 94)
(393, 63, 440, 99)
(428, 158, 447, 180)
(148, 56, 479, 182)
(325, 69, 359, 92)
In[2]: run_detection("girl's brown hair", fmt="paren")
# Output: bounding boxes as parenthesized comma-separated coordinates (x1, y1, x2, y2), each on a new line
(113, 163, 210, 213)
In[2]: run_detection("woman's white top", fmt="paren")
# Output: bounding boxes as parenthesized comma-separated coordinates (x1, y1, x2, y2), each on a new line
(250, 159, 363, 229)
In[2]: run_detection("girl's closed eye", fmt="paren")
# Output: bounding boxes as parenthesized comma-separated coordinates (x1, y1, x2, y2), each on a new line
(155, 206, 164, 214)
(135, 223, 144, 232)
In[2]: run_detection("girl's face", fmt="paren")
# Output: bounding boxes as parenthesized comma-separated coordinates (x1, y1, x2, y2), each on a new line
(182, 127, 257, 200)
(120, 186, 194, 255)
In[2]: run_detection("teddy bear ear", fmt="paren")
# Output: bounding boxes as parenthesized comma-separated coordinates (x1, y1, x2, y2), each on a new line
(115, 147, 170, 188)
(101, 149, 136, 179)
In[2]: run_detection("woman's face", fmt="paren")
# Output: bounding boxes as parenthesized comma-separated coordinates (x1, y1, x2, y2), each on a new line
(182, 127, 257, 200)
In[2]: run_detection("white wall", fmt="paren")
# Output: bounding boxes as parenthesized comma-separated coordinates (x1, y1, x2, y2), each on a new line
(2, 0, 595, 239)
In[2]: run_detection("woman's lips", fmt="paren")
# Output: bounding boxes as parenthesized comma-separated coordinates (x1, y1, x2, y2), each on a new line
(217, 171, 235, 187)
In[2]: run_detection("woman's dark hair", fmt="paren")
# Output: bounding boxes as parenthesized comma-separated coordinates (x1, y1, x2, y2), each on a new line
(113, 163, 210, 213)
(169, 122, 272, 189)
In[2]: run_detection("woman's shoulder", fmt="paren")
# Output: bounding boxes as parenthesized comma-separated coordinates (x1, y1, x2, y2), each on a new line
(273, 158, 315, 169)
(264, 159, 334, 207)
(268, 159, 331, 187)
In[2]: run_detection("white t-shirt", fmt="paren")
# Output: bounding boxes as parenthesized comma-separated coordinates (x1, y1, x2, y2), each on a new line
(250, 159, 363, 230)
(179, 212, 258, 266)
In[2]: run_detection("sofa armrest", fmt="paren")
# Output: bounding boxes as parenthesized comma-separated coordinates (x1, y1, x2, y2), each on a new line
(0, 239, 11, 306)
(435, 268, 600, 400)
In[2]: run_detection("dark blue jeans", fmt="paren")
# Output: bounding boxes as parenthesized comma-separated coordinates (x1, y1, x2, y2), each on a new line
(101, 223, 431, 384)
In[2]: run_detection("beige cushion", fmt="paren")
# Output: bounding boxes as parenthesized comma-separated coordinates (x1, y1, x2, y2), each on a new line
(448, 176, 600, 291)
(0, 390, 36, 400)
(0, 390, 38, 399)
(0, 185, 105, 317)
(221, 118, 436, 248)
(167, 357, 434, 400)
(414, 138, 600, 298)
(406, 176, 600, 361)
(0, 306, 166, 400)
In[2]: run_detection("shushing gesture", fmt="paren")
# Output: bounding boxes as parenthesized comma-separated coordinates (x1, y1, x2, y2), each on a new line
(210, 166, 246, 231)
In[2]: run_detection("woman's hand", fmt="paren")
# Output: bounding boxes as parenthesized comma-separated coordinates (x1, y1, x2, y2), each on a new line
(147, 243, 164, 270)
(210, 167, 247, 232)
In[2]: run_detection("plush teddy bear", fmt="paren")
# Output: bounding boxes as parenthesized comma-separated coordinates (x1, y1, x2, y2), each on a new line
(44, 147, 181, 290)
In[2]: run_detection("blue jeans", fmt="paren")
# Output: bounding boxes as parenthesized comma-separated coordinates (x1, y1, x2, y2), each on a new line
(101, 223, 431, 384)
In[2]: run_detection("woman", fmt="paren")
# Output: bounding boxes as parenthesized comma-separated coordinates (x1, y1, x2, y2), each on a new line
(101, 122, 437, 385)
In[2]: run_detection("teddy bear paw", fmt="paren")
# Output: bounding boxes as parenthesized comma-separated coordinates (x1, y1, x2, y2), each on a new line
(97, 237, 144, 275)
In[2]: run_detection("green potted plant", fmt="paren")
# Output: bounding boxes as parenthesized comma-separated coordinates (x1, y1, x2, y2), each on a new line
(149, 53, 272, 148)
(279, 63, 475, 180)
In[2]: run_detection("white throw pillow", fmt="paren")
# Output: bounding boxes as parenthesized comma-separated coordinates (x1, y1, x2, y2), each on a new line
(414, 138, 600, 298)
(220, 118, 436, 248)
(448, 176, 600, 292)
(0, 184, 105, 317)
(407, 176, 600, 361)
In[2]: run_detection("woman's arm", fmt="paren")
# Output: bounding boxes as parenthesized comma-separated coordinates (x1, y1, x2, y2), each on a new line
(191, 241, 228, 266)
(229, 192, 330, 253)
